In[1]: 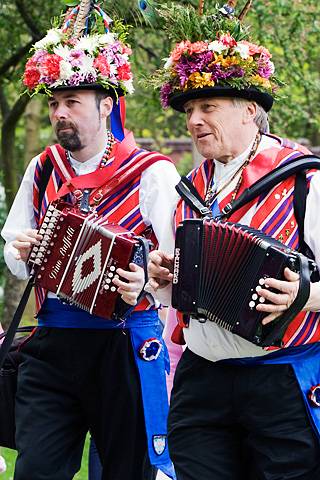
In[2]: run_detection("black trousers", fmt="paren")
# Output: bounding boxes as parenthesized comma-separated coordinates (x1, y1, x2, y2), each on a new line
(168, 348, 320, 480)
(14, 327, 151, 480)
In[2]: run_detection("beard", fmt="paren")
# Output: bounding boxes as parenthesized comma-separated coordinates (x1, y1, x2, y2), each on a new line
(55, 121, 83, 151)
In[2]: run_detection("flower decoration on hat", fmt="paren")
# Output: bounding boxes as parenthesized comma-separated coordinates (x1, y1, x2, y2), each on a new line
(150, 1, 280, 112)
(23, 0, 134, 97)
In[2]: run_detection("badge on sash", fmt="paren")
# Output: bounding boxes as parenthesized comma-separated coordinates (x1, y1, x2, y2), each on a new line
(152, 434, 166, 456)
(139, 338, 162, 361)
(308, 385, 320, 407)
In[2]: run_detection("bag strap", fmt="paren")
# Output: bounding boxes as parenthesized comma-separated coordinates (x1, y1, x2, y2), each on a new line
(0, 157, 53, 369)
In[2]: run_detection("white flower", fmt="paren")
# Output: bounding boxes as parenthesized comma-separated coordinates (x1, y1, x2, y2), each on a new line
(80, 55, 96, 76)
(109, 64, 118, 76)
(34, 28, 63, 50)
(122, 79, 134, 94)
(76, 35, 99, 53)
(53, 44, 71, 60)
(59, 60, 74, 80)
(98, 33, 116, 46)
(208, 41, 228, 54)
(233, 43, 250, 59)
(164, 57, 173, 69)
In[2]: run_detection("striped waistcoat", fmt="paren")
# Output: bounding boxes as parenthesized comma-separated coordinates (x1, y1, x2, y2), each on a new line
(175, 135, 320, 350)
(32, 141, 170, 314)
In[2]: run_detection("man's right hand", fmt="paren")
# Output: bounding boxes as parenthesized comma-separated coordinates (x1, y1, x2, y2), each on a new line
(147, 250, 174, 291)
(12, 229, 42, 262)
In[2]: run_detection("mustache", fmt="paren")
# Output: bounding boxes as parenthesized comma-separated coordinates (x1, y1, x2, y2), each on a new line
(55, 121, 76, 132)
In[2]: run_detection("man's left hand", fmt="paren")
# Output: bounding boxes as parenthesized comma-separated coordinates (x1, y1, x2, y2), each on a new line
(113, 263, 145, 306)
(256, 267, 300, 325)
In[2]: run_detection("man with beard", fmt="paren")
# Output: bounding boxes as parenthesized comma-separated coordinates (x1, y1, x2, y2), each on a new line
(1, 3, 178, 480)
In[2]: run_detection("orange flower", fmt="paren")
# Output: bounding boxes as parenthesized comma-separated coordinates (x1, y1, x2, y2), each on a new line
(189, 41, 208, 55)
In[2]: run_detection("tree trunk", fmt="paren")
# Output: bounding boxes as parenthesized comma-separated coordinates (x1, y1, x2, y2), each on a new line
(2, 271, 27, 330)
(24, 98, 42, 167)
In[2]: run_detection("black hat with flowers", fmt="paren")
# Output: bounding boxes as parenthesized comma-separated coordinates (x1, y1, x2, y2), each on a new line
(23, 0, 134, 98)
(151, 1, 279, 113)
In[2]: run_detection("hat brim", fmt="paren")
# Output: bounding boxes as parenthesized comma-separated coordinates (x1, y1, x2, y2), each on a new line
(169, 86, 274, 112)
(46, 83, 124, 98)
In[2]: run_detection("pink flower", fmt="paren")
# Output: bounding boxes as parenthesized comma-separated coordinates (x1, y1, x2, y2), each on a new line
(23, 58, 40, 89)
(170, 41, 192, 62)
(218, 32, 237, 48)
(188, 41, 208, 55)
(40, 54, 61, 80)
(242, 41, 272, 59)
(117, 63, 131, 80)
(93, 54, 110, 76)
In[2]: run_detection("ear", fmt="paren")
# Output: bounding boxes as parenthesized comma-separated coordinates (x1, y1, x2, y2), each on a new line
(100, 96, 113, 119)
(243, 102, 257, 124)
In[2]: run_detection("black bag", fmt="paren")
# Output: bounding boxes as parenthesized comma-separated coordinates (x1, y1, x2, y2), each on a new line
(0, 328, 34, 450)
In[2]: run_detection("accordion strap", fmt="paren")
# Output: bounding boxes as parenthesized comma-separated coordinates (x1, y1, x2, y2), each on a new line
(261, 253, 311, 347)
(176, 176, 212, 217)
(220, 155, 320, 217)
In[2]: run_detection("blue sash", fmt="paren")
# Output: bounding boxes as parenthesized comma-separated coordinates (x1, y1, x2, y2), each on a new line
(37, 299, 176, 479)
(225, 343, 320, 439)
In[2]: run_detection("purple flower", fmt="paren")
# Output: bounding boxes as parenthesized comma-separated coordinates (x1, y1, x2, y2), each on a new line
(160, 83, 172, 108)
(33, 49, 47, 63)
(68, 72, 85, 86)
(175, 51, 214, 86)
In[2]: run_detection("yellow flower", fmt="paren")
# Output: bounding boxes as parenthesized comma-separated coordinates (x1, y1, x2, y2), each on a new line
(187, 72, 215, 89)
(251, 74, 271, 89)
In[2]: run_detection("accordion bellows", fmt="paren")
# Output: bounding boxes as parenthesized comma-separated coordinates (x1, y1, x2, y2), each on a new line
(28, 201, 147, 319)
(172, 219, 317, 347)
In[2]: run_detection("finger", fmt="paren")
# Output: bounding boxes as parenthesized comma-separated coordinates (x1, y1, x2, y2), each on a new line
(256, 302, 287, 314)
(284, 267, 300, 282)
(148, 278, 160, 290)
(257, 288, 290, 305)
(116, 265, 144, 282)
(119, 292, 138, 305)
(261, 312, 282, 325)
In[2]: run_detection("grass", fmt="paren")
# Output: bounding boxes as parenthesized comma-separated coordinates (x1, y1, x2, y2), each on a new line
(0, 435, 90, 479)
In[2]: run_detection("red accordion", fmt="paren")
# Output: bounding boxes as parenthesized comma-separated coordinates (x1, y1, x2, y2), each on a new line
(28, 201, 148, 319)
(172, 219, 318, 346)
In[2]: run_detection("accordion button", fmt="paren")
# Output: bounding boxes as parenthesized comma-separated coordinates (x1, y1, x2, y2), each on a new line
(308, 385, 320, 407)
(110, 266, 116, 271)
(111, 287, 116, 292)
(108, 273, 114, 278)
(104, 285, 110, 290)
(256, 286, 262, 292)
(249, 301, 256, 309)
(259, 297, 265, 303)
(259, 278, 265, 285)
(252, 294, 258, 300)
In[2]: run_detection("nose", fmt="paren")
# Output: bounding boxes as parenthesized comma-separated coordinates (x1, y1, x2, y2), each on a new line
(52, 103, 69, 120)
(187, 109, 204, 130)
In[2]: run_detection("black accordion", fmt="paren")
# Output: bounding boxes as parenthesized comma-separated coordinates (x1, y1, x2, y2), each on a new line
(172, 219, 318, 347)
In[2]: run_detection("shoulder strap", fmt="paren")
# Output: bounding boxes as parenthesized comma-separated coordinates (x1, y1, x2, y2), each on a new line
(220, 155, 320, 218)
(38, 156, 53, 213)
(175, 176, 212, 217)
(293, 171, 315, 258)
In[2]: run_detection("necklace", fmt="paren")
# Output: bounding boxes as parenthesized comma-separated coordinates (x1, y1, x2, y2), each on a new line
(205, 132, 261, 208)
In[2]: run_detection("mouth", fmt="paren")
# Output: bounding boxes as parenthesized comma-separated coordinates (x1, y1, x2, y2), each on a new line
(197, 132, 211, 140)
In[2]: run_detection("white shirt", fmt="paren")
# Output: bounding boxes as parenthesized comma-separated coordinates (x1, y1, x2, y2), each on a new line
(154, 135, 320, 362)
(1, 147, 181, 302)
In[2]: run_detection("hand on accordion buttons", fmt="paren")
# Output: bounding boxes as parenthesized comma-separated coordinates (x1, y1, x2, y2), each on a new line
(12, 229, 43, 262)
(147, 250, 174, 291)
(256, 268, 300, 325)
(113, 263, 145, 306)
